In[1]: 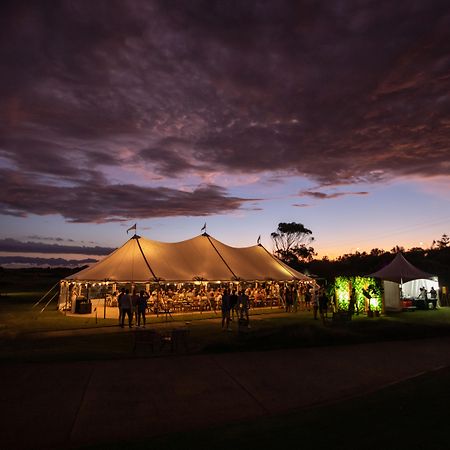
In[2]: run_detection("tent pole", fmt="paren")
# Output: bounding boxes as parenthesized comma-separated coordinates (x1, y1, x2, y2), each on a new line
(205, 234, 239, 280)
(64, 283, 68, 315)
(103, 280, 107, 320)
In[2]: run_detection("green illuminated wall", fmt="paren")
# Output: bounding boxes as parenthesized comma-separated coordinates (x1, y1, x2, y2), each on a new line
(334, 276, 382, 311)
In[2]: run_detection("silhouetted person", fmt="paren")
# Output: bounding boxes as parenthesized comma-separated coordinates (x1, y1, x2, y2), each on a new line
(319, 289, 328, 322)
(119, 289, 132, 328)
(137, 290, 149, 327)
(348, 287, 357, 318)
(117, 288, 125, 325)
(230, 290, 238, 320)
(305, 288, 311, 311)
(222, 289, 231, 331)
(430, 287, 438, 309)
(238, 290, 250, 328)
(285, 287, 293, 312)
(312, 292, 319, 320)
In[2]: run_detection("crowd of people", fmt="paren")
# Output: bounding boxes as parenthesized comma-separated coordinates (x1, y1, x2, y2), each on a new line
(116, 288, 150, 328)
(109, 282, 328, 328)
(108, 283, 314, 314)
(417, 286, 438, 309)
(220, 288, 250, 331)
(70, 279, 362, 328)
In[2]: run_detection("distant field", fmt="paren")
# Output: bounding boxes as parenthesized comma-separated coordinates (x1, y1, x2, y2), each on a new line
(0, 267, 76, 302)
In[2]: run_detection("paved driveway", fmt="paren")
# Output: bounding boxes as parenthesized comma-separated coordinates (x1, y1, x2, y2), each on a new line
(2, 337, 450, 449)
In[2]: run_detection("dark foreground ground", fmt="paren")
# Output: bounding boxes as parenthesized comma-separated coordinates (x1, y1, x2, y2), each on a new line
(2, 337, 450, 450)
(2, 292, 450, 449)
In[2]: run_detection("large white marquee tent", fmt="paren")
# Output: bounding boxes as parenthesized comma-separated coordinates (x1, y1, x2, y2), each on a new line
(65, 233, 312, 282)
(59, 233, 313, 311)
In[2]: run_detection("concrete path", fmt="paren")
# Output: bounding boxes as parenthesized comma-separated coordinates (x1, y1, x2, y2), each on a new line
(2, 337, 450, 449)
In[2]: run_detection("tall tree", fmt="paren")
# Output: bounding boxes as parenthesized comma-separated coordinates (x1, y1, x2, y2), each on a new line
(433, 234, 449, 249)
(271, 222, 315, 265)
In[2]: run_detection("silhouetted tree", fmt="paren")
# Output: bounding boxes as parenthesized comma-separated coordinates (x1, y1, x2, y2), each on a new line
(433, 234, 449, 249)
(271, 222, 315, 265)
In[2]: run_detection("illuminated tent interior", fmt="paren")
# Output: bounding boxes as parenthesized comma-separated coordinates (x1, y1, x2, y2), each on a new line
(370, 253, 438, 311)
(58, 233, 313, 313)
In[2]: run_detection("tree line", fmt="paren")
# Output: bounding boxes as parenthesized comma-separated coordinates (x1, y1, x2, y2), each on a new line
(271, 222, 450, 286)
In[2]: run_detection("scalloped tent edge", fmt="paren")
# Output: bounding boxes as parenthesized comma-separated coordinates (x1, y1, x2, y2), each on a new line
(64, 233, 313, 283)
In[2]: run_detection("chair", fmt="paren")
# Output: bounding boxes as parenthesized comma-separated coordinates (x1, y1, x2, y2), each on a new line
(159, 328, 190, 353)
(133, 329, 161, 353)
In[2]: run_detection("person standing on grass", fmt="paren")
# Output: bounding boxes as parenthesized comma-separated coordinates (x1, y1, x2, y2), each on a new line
(348, 287, 357, 318)
(312, 288, 319, 320)
(293, 286, 299, 313)
(430, 287, 438, 309)
(319, 289, 328, 322)
(119, 289, 133, 328)
(285, 287, 294, 313)
(230, 289, 238, 321)
(239, 289, 251, 328)
(305, 286, 311, 311)
(137, 290, 149, 327)
(221, 289, 232, 331)
(131, 289, 139, 324)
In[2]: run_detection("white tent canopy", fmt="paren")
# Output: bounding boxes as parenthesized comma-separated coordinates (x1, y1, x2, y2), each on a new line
(370, 252, 434, 283)
(369, 253, 438, 311)
(65, 234, 312, 283)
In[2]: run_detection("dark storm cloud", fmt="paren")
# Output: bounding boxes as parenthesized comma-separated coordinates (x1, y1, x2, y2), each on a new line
(0, 255, 97, 267)
(300, 191, 369, 199)
(139, 138, 196, 176)
(27, 235, 76, 243)
(0, 168, 250, 222)
(0, 238, 114, 255)
(1, 0, 449, 221)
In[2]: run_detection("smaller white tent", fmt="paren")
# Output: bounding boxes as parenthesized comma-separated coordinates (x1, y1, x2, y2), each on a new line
(370, 253, 438, 311)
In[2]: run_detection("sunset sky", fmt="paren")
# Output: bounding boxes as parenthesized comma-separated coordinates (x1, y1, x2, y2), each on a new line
(1, 0, 449, 266)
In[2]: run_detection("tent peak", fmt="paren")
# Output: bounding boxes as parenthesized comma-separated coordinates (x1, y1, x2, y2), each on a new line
(369, 252, 434, 283)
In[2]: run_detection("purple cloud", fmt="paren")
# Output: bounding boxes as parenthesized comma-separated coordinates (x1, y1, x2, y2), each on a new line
(0, 0, 449, 222)
(26, 235, 75, 243)
(300, 191, 369, 200)
(0, 168, 252, 222)
(0, 238, 114, 255)
(0, 255, 97, 267)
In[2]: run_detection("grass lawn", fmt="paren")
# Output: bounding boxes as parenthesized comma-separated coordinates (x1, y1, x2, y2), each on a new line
(83, 365, 450, 450)
(2, 290, 450, 362)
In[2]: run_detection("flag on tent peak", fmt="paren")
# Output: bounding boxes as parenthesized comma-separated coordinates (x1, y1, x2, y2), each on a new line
(127, 224, 137, 234)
